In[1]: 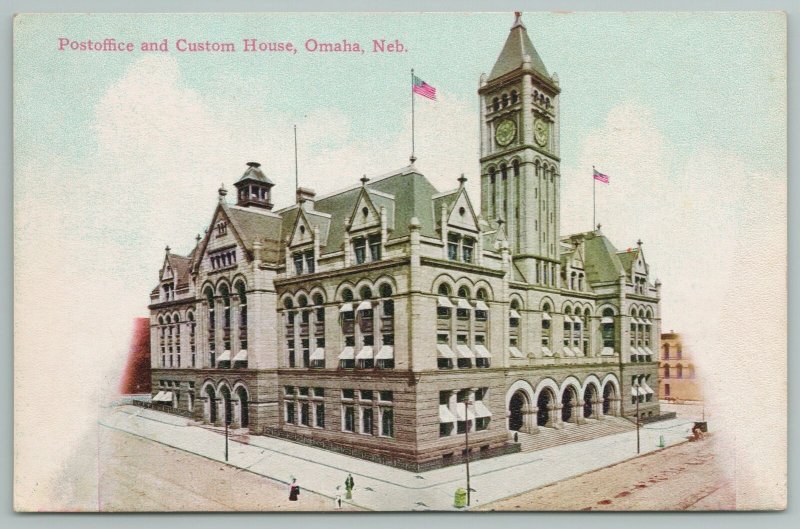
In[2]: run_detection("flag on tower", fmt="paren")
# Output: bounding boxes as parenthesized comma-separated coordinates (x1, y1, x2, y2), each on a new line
(593, 168, 609, 184)
(412, 74, 436, 100)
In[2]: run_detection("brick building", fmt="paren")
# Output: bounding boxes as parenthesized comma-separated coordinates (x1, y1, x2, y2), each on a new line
(148, 13, 662, 470)
(659, 332, 702, 402)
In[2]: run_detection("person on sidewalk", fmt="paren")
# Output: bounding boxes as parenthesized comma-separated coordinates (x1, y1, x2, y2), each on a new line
(289, 478, 300, 501)
(344, 473, 355, 500)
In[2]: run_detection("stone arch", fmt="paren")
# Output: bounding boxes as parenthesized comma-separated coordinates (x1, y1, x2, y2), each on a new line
(232, 381, 250, 428)
(539, 296, 556, 312)
(217, 380, 233, 426)
(559, 376, 582, 400)
(373, 274, 398, 295)
(454, 276, 475, 293)
(215, 277, 232, 296)
(230, 273, 248, 292)
(601, 373, 621, 416)
(431, 273, 457, 295)
(334, 281, 357, 302)
(506, 380, 535, 433)
(582, 375, 602, 418)
(597, 303, 617, 316)
(473, 280, 494, 301)
(201, 379, 217, 424)
(534, 379, 559, 428)
(308, 286, 327, 305)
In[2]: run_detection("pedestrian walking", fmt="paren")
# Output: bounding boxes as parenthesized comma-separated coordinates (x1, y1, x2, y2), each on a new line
(289, 478, 300, 501)
(344, 473, 355, 500)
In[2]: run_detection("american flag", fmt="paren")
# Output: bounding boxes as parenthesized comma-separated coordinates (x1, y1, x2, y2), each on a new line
(593, 168, 609, 184)
(412, 75, 436, 100)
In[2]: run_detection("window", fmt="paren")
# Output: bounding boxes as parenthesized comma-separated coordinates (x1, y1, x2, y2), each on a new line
(509, 300, 520, 328)
(601, 308, 616, 350)
(284, 386, 294, 396)
(209, 248, 237, 270)
(343, 405, 355, 432)
(216, 221, 227, 236)
(301, 338, 310, 367)
(305, 250, 315, 274)
(287, 339, 295, 368)
(664, 364, 670, 378)
(440, 423, 454, 437)
(300, 402, 310, 426)
(447, 233, 459, 261)
(293, 253, 303, 274)
(315, 403, 325, 428)
(285, 401, 296, 424)
(188, 312, 196, 367)
(361, 408, 373, 435)
(437, 284, 452, 320)
(492, 97, 499, 112)
(664, 383, 670, 396)
(379, 390, 393, 402)
(353, 237, 366, 264)
(360, 389, 373, 401)
(342, 389, 355, 399)
(462, 238, 474, 263)
(456, 334, 472, 369)
(369, 234, 381, 261)
(541, 303, 551, 351)
(456, 287, 470, 320)
(381, 408, 394, 437)
(511, 90, 518, 104)
(236, 283, 247, 352)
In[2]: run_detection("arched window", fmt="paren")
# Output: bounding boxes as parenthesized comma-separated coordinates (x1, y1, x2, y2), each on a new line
(541, 302, 552, 354)
(512, 159, 520, 177)
(570, 271, 576, 290)
(475, 288, 489, 321)
(582, 308, 591, 355)
(236, 282, 247, 350)
(456, 286, 470, 320)
(379, 283, 394, 317)
(220, 285, 231, 352)
(205, 287, 216, 366)
(437, 283, 452, 320)
(578, 273, 584, 291)
(502, 93, 509, 107)
(663, 364, 670, 379)
(341, 288, 354, 302)
(511, 90, 518, 104)
(492, 97, 499, 112)
(173, 314, 181, 368)
(676, 364, 683, 379)
(563, 307, 573, 354)
(188, 311, 196, 367)
(313, 293, 325, 336)
(601, 308, 615, 353)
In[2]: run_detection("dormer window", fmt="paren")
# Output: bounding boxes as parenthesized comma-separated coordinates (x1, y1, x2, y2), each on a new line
(462, 238, 474, 263)
(353, 234, 381, 265)
(447, 233, 475, 264)
(293, 249, 315, 275)
(354, 237, 366, 264)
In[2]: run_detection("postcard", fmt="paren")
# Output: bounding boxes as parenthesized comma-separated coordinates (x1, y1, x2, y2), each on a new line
(12, 11, 787, 511)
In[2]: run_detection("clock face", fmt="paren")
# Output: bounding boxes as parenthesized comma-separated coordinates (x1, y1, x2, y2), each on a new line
(534, 119, 549, 147)
(495, 119, 517, 147)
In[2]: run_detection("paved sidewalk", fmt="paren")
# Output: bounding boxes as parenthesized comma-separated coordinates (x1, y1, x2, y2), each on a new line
(100, 406, 695, 511)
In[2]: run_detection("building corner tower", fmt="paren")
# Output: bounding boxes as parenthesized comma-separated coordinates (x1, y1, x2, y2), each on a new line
(479, 12, 562, 285)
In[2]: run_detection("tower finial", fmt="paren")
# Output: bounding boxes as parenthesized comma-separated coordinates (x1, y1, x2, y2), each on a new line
(165, 245, 171, 254)
(513, 11, 525, 28)
(361, 174, 369, 186)
(218, 183, 228, 202)
(196, 233, 201, 243)
(458, 173, 467, 187)
(637, 239, 643, 247)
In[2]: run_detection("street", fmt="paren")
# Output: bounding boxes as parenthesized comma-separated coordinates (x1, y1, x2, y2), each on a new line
(479, 432, 735, 511)
(98, 427, 361, 511)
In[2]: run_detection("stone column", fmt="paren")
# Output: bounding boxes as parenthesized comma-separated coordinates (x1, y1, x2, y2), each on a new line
(574, 400, 587, 425)
(549, 403, 563, 429)
(525, 408, 539, 434)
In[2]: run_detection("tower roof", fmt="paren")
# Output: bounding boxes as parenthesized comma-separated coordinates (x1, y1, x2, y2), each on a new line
(236, 161, 274, 186)
(488, 13, 549, 82)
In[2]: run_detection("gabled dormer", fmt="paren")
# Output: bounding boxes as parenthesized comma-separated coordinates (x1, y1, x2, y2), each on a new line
(437, 175, 482, 264)
(344, 176, 388, 266)
(234, 162, 274, 210)
(286, 208, 318, 276)
(195, 203, 246, 275)
(348, 185, 382, 233)
(618, 240, 650, 295)
(160, 246, 176, 301)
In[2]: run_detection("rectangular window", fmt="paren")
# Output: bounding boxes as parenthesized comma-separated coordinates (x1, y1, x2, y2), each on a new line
(447, 234, 460, 261)
(343, 405, 355, 432)
(381, 408, 394, 438)
(462, 237, 474, 263)
(354, 238, 366, 264)
(316, 307, 325, 328)
(285, 402, 296, 424)
(300, 402, 310, 426)
(345, 335, 355, 347)
(284, 386, 294, 396)
(361, 408, 373, 435)
(293, 253, 304, 274)
(437, 333, 449, 345)
(476, 417, 490, 431)
(438, 358, 453, 369)
(382, 333, 394, 346)
(368, 234, 381, 261)
(475, 308, 487, 321)
(299, 387, 309, 397)
(360, 390, 373, 401)
(287, 339, 296, 368)
(437, 306, 451, 319)
(379, 390, 393, 402)
(315, 403, 325, 428)
(302, 338, 310, 367)
(305, 250, 315, 274)
(382, 299, 394, 317)
(342, 388, 355, 400)
(440, 423, 454, 437)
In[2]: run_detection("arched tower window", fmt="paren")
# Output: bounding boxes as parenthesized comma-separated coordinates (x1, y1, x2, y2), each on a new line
(601, 308, 616, 353)
(541, 302, 552, 355)
(236, 282, 247, 350)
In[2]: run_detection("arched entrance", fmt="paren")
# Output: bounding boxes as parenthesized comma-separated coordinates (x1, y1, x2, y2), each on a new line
(220, 386, 233, 426)
(537, 389, 554, 427)
(562, 387, 577, 423)
(508, 391, 527, 431)
(602, 382, 616, 415)
(236, 386, 249, 428)
(583, 385, 598, 418)
(205, 385, 217, 424)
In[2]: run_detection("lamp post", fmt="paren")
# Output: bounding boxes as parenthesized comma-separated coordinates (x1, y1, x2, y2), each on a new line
(225, 407, 229, 462)
(635, 381, 641, 454)
(464, 399, 471, 507)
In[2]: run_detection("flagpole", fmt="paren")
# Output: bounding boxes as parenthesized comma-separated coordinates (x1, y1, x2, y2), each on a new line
(592, 165, 596, 230)
(294, 125, 299, 192)
(410, 68, 416, 164)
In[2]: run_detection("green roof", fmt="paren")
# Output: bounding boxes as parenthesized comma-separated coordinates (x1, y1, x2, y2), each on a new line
(488, 17, 549, 81)
(582, 233, 625, 284)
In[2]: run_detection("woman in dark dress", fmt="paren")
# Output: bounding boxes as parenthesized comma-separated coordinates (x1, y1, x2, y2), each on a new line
(289, 478, 299, 501)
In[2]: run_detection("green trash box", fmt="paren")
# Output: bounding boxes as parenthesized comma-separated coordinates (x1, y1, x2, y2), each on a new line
(454, 488, 467, 508)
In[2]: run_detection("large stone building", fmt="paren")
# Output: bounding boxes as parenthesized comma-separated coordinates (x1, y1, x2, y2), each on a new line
(659, 332, 702, 402)
(148, 14, 662, 471)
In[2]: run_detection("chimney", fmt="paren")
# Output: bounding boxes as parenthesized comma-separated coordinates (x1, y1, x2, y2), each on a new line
(296, 187, 316, 211)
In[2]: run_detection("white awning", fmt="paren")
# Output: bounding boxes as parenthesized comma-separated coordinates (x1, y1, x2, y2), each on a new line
(339, 302, 354, 313)
(456, 344, 475, 359)
(562, 347, 576, 357)
(457, 298, 472, 310)
(475, 300, 490, 311)
(636, 346, 647, 357)
(541, 312, 552, 321)
(338, 346, 355, 360)
(356, 346, 374, 360)
(233, 349, 248, 362)
(218, 350, 231, 362)
(473, 401, 492, 418)
(474, 345, 492, 358)
(436, 344, 455, 359)
(642, 381, 654, 394)
(509, 346, 525, 358)
(562, 314, 573, 324)
(601, 316, 614, 324)
(642, 318, 652, 325)
(456, 404, 476, 421)
(375, 345, 394, 360)
(439, 404, 456, 423)
(631, 386, 646, 396)
(643, 346, 653, 356)
(356, 300, 372, 312)
(601, 347, 615, 356)
(633, 317, 644, 325)
(153, 391, 166, 402)
(509, 309, 521, 319)
(572, 347, 584, 357)
(310, 347, 325, 361)
(437, 296, 454, 308)
(157, 391, 173, 403)
(541, 346, 553, 357)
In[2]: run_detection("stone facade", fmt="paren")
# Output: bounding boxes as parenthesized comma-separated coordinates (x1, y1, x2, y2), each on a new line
(147, 13, 663, 470)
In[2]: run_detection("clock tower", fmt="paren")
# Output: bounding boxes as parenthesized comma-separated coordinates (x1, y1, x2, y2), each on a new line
(479, 12, 562, 285)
